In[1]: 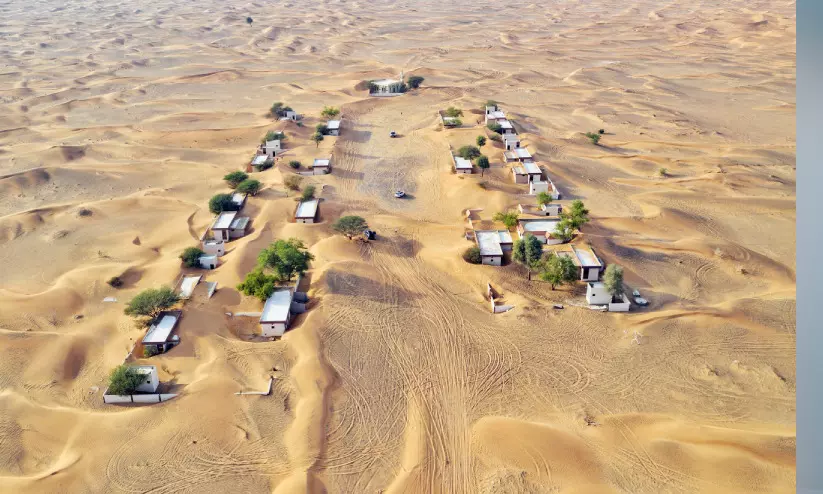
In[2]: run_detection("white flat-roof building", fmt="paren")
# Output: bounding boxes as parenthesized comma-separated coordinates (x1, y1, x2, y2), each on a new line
(283, 110, 298, 121)
(327, 120, 341, 136)
(260, 288, 295, 337)
(518, 203, 562, 217)
(142, 312, 181, 354)
(586, 282, 630, 311)
(504, 133, 521, 150)
(454, 156, 473, 174)
(133, 365, 160, 393)
(295, 199, 319, 223)
(312, 158, 331, 175)
(231, 193, 247, 210)
(557, 245, 604, 281)
(229, 216, 250, 238)
(504, 148, 533, 163)
(199, 255, 218, 269)
(211, 211, 249, 241)
(202, 239, 225, 256)
(251, 155, 268, 169)
(529, 179, 560, 199)
(262, 140, 281, 158)
(517, 219, 564, 245)
(474, 230, 514, 266)
(370, 79, 404, 95)
(179, 275, 201, 299)
(499, 120, 515, 134)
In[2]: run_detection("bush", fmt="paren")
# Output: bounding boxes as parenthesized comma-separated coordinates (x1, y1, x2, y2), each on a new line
(301, 184, 316, 201)
(598, 129, 605, 134)
(445, 107, 463, 118)
(321, 106, 340, 118)
(224, 171, 249, 189)
(107, 365, 145, 395)
(296, 121, 304, 127)
(236, 179, 262, 196)
(107, 276, 124, 288)
(180, 247, 205, 268)
(311, 132, 324, 147)
(536, 191, 553, 207)
(284, 175, 303, 191)
(407, 75, 424, 89)
(493, 210, 519, 229)
(462, 246, 482, 264)
(457, 145, 481, 160)
(333, 215, 368, 239)
(584, 132, 601, 145)
(289, 160, 301, 169)
(262, 130, 285, 143)
(658, 167, 668, 177)
(237, 269, 279, 301)
(143, 346, 160, 358)
(124, 287, 179, 319)
(487, 122, 503, 134)
(476, 135, 486, 147)
(489, 133, 502, 142)
(209, 193, 238, 215)
(254, 158, 274, 171)
(315, 123, 329, 135)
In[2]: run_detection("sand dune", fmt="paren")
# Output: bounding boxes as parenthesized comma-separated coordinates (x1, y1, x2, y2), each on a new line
(0, 0, 795, 492)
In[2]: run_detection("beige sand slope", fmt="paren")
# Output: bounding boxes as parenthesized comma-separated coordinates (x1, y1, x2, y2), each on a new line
(0, 0, 795, 493)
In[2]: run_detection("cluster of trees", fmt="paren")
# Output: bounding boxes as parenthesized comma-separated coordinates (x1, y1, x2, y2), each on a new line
(493, 210, 519, 229)
(552, 200, 590, 242)
(223, 171, 262, 196)
(237, 238, 314, 301)
(269, 102, 293, 118)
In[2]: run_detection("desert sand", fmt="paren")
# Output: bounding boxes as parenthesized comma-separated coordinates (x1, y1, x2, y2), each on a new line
(0, 0, 796, 492)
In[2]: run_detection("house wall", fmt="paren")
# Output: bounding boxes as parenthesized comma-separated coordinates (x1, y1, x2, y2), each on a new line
(581, 267, 601, 281)
(261, 322, 287, 337)
(296, 218, 315, 224)
(328, 129, 339, 136)
(202, 242, 225, 256)
(313, 168, 330, 175)
(199, 258, 217, 269)
(609, 295, 631, 312)
(135, 372, 159, 393)
(456, 168, 472, 174)
(546, 236, 564, 246)
(481, 256, 502, 266)
(103, 393, 178, 404)
(586, 285, 611, 305)
(212, 228, 229, 241)
(542, 204, 561, 216)
(513, 172, 529, 184)
(229, 227, 247, 239)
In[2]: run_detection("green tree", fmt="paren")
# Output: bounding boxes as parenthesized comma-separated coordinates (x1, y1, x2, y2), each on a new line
(603, 264, 625, 299)
(124, 287, 179, 319)
(315, 123, 329, 135)
(658, 167, 668, 177)
(407, 75, 424, 89)
(263, 130, 285, 143)
(321, 106, 340, 118)
(512, 233, 543, 280)
(445, 107, 463, 118)
(536, 191, 553, 208)
(475, 155, 490, 177)
(237, 269, 279, 302)
(257, 238, 314, 281)
(457, 145, 481, 160)
(224, 171, 248, 189)
(289, 160, 301, 169)
(333, 215, 368, 239)
(236, 179, 262, 196)
(311, 132, 324, 147)
(180, 247, 205, 268)
(270, 102, 293, 118)
(107, 365, 146, 395)
(493, 210, 519, 229)
(562, 200, 590, 231)
(301, 184, 316, 201)
(284, 175, 303, 191)
(209, 193, 238, 214)
(584, 132, 601, 145)
(476, 135, 487, 148)
(487, 122, 503, 134)
(462, 246, 481, 264)
(539, 254, 577, 290)
(553, 219, 574, 243)
(485, 100, 498, 108)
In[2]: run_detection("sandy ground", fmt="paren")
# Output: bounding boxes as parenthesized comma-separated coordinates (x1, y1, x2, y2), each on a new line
(0, 0, 796, 493)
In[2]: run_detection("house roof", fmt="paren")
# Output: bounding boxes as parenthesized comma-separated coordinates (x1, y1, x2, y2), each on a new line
(373, 78, 399, 85)
(475, 230, 512, 256)
(517, 148, 533, 160)
(523, 161, 541, 174)
(327, 120, 340, 130)
(296, 199, 319, 219)
(260, 288, 294, 323)
(199, 255, 217, 262)
(489, 110, 506, 119)
(512, 165, 526, 175)
(573, 246, 602, 267)
(313, 158, 330, 168)
(179, 275, 201, 298)
(203, 239, 223, 246)
(454, 156, 472, 170)
(230, 216, 249, 230)
(231, 193, 246, 206)
(213, 211, 238, 229)
(143, 314, 179, 344)
(252, 155, 267, 165)
(265, 139, 280, 148)
(520, 219, 560, 233)
(503, 133, 520, 141)
(499, 120, 513, 129)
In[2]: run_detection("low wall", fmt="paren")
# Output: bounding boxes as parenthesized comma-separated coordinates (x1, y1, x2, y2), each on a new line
(103, 393, 178, 404)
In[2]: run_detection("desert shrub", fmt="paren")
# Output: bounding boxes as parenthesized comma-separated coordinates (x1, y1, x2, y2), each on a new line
(143, 346, 160, 358)
(107, 365, 145, 395)
(284, 175, 303, 191)
(493, 210, 519, 229)
(209, 193, 238, 214)
(462, 246, 482, 264)
(584, 132, 601, 145)
(237, 269, 279, 301)
(489, 133, 502, 142)
(124, 287, 179, 319)
(457, 145, 481, 160)
(476, 135, 486, 147)
(236, 179, 262, 196)
(301, 184, 316, 201)
(333, 215, 368, 239)
(445, 107, 463, 118)
(315, 123, 329, 135)
(77, 208, 93, 217)
(180, 247, 205, 268)
(598, 128, 605, 134)
(289, 160, 301, 169)
(224, 171, 248, 188)
(269, 102, 293, 118)
(407, 75, 424, 89)
(311, 132, 324, 147)
(487, 122, 503, 134)
(321, 106, 340, 118)
(262, 130, 285, 143)
(107, 276, 124, 288)
(658, 167, 668, 177)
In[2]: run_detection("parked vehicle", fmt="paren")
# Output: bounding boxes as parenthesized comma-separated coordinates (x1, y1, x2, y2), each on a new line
(394, 190, 405, 198)
(363, 230, 376, 240)
(390, 131, 397, 138)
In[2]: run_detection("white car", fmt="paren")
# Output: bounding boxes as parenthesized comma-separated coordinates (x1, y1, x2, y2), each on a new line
(394, 190, 406, 198)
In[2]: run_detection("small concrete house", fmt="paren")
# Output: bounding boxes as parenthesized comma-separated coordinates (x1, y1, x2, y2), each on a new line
(201, 239, 225, 256)
(454, 156, 473, 174)
(199, 255, 218, 269)
(504, 133, 521, 150)
(211, 211, 249, 241)
(229, 216, 250, 238)
(442, 116, 461, 127)
(312, 158, 331, 175)
(283, 110, 298, 121)
(142, 311, 182, 354)
(529, 179, 560, 199)
(371, 79, 404, 95)
(498, 120, 515, 135)
(485, 105, 506, 123)
(260, 288, 295, 337)
(295, 199, 319, 223)
(133, 365, 160, 393)
(231, 193, 247, 210)
(251, 155, 268, 170)
(586, 282, 630, 312)
(517, 219, 564, 245)
(518, 203, 562, 217)
(505, 148, 533, 163)
(474, 230, 513, 266)
(327, 120, 341, 136)
(262, 140, 281, 158)
(557, 245, 604, 281)
(512, 166, 529, 184)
